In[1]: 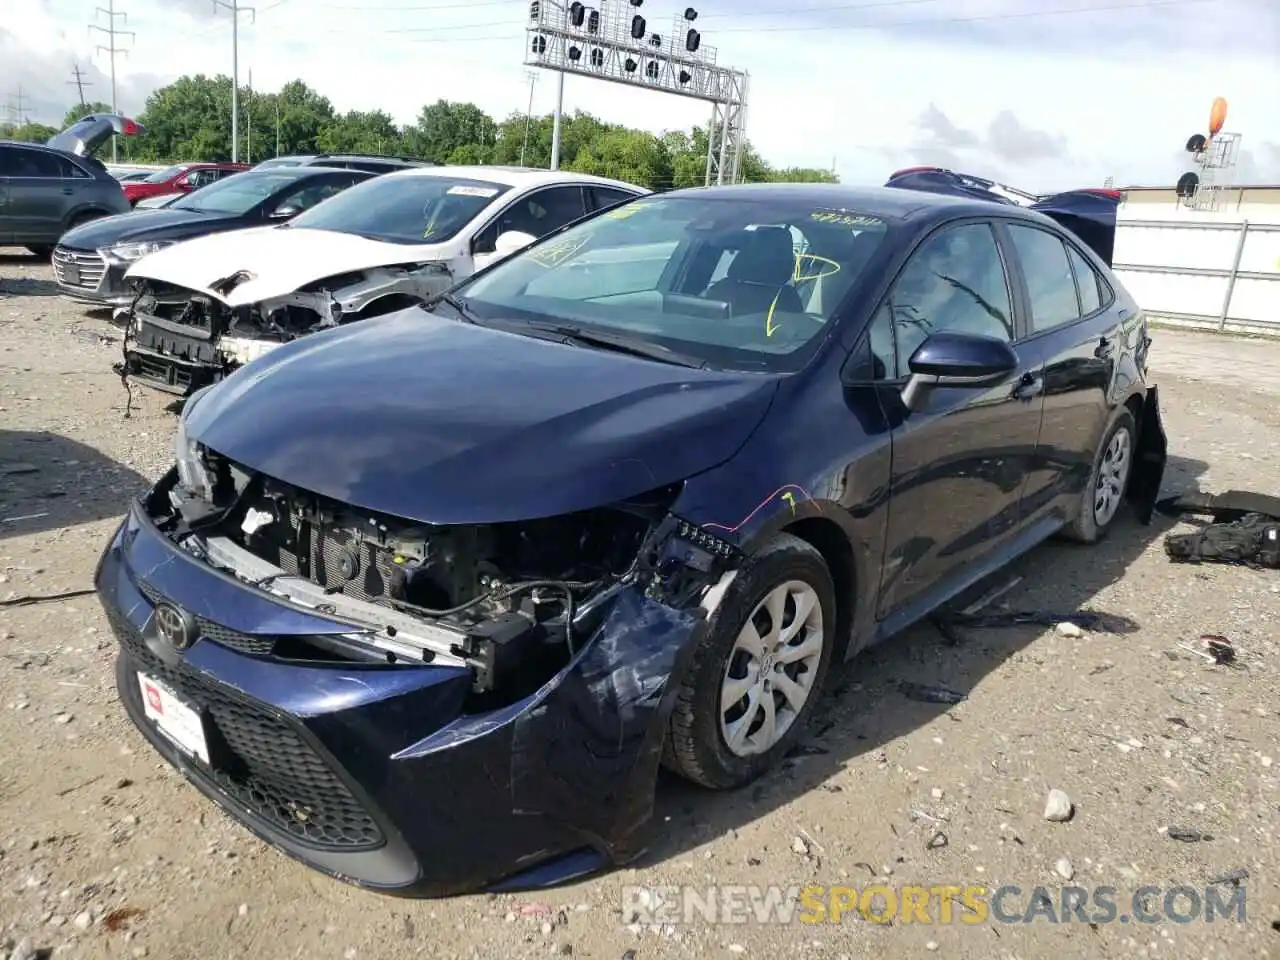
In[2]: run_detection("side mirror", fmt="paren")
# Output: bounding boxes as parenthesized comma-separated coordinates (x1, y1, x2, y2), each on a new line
(900, 331, 1019, 412)
(495, 230, 536, 257)
(184, 173, 201, 187)
(269, 204, 301, 220)
(474, 230, 537, 270)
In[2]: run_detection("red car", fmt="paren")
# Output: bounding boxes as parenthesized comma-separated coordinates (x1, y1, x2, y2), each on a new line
(122, 162, 249, 206)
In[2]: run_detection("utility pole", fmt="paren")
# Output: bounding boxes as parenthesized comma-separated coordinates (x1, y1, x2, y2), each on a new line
(274, 100, 280, 157)
(519, 70, 537, 167)
(246, 67, 252, 163)
(212, 0, 255, 163)
(5, 85, 29, 126)
(68, 64, 93, 107)
(89, 1, 133, 162)
(549, 70, 564, 170)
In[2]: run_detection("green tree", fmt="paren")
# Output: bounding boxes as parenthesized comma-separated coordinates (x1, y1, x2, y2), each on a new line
(62, 102, 115, 128)
(0, 122, 59, 143)
(317, 110, 401, 155)
(405, 100, 496, 164)
(770, 166, 839, 183)
(568, 128, 672, 191)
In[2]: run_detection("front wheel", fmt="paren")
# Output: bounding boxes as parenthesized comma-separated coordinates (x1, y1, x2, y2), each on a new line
(663, 533, 837, 789)
(1062, 409, 1136, 543)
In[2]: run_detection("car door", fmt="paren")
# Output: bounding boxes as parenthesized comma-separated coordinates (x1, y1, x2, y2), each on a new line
(866, 219, 1047, 621)
(999, 220, 1123, 530)
(5, 147, 74, 242)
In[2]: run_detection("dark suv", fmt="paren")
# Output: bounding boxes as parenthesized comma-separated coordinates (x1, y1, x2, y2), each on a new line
(251, 154, 433, 174)
(0, 114, 143, 257)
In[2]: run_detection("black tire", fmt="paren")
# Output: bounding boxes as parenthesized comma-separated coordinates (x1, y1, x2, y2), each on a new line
(25, 245, 53, 260)
(663, 532, 837, 789)
(1061, 409, 1137, 543)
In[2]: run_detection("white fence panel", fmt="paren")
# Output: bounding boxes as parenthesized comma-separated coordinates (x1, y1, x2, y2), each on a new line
(1111, 220, 1280, 335)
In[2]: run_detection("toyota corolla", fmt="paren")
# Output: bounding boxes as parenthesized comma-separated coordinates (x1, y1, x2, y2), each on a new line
(95, 182, 1166, 897)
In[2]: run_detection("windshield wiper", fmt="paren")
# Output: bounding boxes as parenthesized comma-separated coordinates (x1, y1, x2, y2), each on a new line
(432, 292, 482, 324)
(526, 321, 706, 368)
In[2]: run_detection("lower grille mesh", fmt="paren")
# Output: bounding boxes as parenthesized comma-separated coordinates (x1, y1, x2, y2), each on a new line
(107, 604, 383, 851)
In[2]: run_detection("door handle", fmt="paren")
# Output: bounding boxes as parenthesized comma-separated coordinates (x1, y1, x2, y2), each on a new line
(1012, 372, 1043, 400)
(1095, 336, 1115, 359)
(61, 187, 74, 195)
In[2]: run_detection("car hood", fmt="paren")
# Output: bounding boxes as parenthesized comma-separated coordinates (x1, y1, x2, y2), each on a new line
(125, 225, 458, 304)
(184, 308, 779, 525)
(59, 208, 242, 250)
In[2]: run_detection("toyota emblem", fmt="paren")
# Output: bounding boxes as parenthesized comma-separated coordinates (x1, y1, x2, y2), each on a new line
(153, 602, 195, 651)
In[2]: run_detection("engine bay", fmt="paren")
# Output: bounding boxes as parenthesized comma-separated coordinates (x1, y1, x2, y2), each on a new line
(143, 441, 717, 705)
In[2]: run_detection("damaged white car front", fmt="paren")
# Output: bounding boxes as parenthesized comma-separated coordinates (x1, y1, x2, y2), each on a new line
(116, 172, 529, 397)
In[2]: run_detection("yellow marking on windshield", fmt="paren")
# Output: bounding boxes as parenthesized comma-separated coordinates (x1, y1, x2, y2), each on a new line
(809, 210, 881, 228)
(766, 254, 842, 337)
(527, 235, 590, 268)
(601, 201, 653, 220)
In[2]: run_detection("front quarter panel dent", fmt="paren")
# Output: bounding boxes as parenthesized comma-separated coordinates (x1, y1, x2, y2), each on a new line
(395, 588, 705, 862)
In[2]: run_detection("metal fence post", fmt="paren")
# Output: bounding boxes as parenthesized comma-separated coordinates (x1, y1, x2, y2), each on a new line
(1218, 219, 1249, 330)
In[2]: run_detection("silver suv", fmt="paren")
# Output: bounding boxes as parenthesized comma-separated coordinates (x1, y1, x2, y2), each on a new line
(0, 114, 142, 257)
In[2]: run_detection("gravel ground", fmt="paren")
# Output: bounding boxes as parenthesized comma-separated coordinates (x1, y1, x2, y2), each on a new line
(2, 250, 1278, 960)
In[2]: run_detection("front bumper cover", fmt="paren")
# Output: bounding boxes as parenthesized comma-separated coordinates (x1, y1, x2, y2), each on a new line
(95, 501, 707, 896)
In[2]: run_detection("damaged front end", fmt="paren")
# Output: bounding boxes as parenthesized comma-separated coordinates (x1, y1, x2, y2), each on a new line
(119, 262, 452, 397)
(96, 429, 741, 895)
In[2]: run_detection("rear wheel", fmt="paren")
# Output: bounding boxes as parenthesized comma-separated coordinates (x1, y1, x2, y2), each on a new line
(663, 533, 836, 789)
(1062, 409, 1136, 543)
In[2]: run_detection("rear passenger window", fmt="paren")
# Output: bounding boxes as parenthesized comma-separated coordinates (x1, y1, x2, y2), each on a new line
(1006, 224, 1080, 332)
(1066, 245, 1102, 315)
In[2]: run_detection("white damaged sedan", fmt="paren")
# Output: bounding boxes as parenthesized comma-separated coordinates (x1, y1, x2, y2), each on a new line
(119, 165, 647, 396)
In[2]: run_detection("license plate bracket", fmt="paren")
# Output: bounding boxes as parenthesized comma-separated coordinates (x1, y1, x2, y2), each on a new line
(64, 263, 81, 285)
(137, 672, 210, 765)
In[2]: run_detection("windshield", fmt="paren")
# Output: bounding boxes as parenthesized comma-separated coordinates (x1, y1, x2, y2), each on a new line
(143, 165, 188, 184)
(453, 195, 891, 372)
(287, 174, 511, 244)
(169, 171, 306, 215)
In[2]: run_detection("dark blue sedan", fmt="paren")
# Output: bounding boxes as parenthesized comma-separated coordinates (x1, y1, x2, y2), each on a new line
(94, 182, 1166, 897)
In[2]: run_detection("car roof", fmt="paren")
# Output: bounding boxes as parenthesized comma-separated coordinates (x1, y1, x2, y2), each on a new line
(656, 182, 1050, 224)
(378, 164, 648, 192)
(235, 165, 373, 181)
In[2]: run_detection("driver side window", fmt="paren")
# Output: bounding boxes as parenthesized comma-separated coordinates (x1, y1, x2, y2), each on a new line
(878, 222, 1013, 379)
(472, 186, 587, 254)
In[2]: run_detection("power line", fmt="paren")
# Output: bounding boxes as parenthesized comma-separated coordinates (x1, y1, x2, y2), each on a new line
(89, 0, 134, 162)
(374, 0, 1220, 43)
(69, 64, 93, 107)
(212, 0, 257, 163)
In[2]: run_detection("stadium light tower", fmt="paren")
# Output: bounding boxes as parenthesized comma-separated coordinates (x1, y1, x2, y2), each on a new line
(525, 0, 748, 186)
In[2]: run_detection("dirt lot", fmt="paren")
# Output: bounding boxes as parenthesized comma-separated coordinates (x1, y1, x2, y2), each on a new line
(1, 250, 1278, 960)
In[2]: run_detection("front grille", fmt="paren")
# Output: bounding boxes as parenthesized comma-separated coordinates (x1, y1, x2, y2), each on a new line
(106, 603, 383, 851)
(136, 580, 275, 656)
(52, 247, 106, 290)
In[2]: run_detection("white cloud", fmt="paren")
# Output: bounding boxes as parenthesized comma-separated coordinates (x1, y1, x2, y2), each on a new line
(3, 0, 1278, 189)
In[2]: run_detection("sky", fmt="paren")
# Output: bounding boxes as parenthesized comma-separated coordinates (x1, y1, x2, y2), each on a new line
(2, 0, 1278, 191)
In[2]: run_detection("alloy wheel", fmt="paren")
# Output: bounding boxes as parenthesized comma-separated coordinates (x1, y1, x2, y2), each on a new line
(719, 580, 825, 757)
